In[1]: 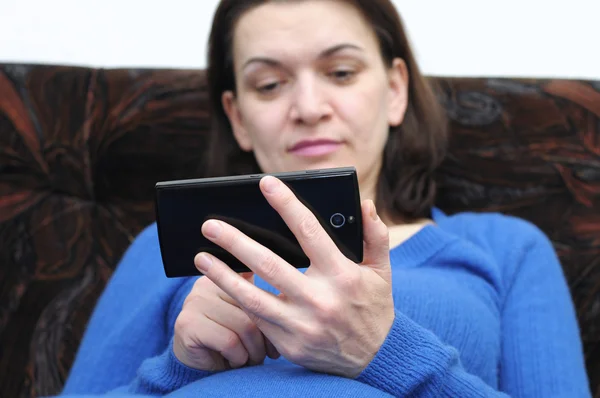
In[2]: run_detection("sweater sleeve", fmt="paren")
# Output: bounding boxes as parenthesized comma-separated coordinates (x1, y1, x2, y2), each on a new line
(356, 221, 591, 397)
(496, 222, 591, 397)
(60, 224, 212, 396)
(103, 339, 212, 396)
(356, 311, 509, 397)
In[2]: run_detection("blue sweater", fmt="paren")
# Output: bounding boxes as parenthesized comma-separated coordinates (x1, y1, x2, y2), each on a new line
(59, 210, 591, 397)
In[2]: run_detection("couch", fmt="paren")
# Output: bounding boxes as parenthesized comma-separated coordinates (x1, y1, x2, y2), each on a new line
(1, 63, 598, 397)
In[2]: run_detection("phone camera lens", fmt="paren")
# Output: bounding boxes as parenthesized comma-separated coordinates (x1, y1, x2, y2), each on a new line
(330, 213, 346, 228)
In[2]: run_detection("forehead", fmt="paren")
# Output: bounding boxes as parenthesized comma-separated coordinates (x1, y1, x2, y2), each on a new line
(232, 1, 379, 64)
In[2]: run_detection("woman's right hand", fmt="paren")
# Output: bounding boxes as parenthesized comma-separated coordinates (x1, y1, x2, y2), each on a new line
(173, 273, 280, 371)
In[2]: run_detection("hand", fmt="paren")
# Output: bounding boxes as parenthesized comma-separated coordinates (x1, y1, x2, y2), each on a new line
(194, 176, 395, 378)
(173, 273, 280, 371)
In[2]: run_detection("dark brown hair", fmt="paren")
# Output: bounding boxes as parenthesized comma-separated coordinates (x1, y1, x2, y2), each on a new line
(206, 0, 448, 222)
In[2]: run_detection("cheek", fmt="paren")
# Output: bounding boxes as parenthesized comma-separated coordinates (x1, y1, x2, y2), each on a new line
(337, 82, 390, 146)
(241, 100, 289, 149)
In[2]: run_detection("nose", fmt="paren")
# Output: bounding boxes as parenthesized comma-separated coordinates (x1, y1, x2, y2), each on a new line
(289, 74, 332, 126)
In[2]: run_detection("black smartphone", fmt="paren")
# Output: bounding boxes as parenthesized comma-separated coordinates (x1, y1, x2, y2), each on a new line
(154, 167, 363, 278)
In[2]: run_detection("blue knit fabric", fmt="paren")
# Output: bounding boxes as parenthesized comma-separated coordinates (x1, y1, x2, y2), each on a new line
(59, 210, 591, 397)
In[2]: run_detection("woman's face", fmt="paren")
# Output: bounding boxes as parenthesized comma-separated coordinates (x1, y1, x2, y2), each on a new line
(222, 0, 408, 193)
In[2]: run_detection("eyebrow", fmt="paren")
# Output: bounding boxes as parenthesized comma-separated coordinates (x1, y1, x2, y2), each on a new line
(241, 43, 364, 70)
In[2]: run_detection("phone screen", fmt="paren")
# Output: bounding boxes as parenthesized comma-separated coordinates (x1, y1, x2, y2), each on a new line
(155, 169, 363, 277)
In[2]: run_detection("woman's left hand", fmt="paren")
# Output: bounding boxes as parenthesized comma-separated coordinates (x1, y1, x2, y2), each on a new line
(194, 175, 395, 378)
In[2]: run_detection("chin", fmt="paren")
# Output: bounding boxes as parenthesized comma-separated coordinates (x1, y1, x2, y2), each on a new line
(285, 155, 353, 171)
(310, 160, 356, 171)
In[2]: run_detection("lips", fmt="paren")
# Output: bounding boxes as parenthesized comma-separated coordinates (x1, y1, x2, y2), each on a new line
(288, 139, 343, 157)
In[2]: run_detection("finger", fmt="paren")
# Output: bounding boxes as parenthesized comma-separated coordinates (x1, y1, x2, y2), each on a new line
(259, 176, 344, 271)
(264, 337, 281, 360)
(197, 317, 249, 369)
(217, 272, 254, 307)
(200, 219, 310, 301)
(361, 200, 391, 278)
(203, 295, 267, 366)
(195, 251, 288, 326)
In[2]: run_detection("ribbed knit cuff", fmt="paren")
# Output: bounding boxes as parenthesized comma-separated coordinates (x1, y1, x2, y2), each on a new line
(167, 339, 213, 385)
(133, 338, 213, 395)
(356, 311, 454, 397)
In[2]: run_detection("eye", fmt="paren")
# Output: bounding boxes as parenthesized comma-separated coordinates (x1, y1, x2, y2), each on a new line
(255, 79, 289, 99)
(257, 81, 281, 94)
(328, 68, 356, 83)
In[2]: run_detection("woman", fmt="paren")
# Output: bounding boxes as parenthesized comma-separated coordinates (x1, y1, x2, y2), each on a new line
(61, 0, 591, 397)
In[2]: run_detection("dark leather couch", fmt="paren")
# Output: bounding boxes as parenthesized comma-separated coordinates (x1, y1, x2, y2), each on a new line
(1, 63, 599, 397)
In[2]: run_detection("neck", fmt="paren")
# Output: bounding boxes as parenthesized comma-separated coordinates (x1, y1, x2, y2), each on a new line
(358, 167, 433, 229)
(359, 167, 399, 227)
(358, 168, 379, 212)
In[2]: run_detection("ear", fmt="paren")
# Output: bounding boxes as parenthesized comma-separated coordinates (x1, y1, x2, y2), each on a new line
(222, 91, 253, 152)
(387, 58, 409, 127)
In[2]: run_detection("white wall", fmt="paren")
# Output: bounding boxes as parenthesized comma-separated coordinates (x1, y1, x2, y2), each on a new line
(1, 0, 598, 79)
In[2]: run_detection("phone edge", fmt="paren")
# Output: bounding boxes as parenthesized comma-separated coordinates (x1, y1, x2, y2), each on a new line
(154, 166, 362, 277)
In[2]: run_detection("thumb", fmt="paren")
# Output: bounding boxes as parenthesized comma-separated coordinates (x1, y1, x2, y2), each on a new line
(361, 200, 391, 277)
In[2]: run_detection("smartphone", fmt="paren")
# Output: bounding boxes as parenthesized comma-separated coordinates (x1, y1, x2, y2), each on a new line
(154, 167, 363, 278)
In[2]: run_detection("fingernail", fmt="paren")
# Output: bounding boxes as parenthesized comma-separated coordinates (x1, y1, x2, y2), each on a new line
(203, 220, 222, 239)
(265, 338, 280, 359)
(262, 176, 280, 193)
(195, 253, 213, 272)
(370, 200, 379, 221)
(228, 359, 246, 369)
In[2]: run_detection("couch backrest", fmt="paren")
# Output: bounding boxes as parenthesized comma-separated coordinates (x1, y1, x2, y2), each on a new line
(1, 63, 598, 397)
